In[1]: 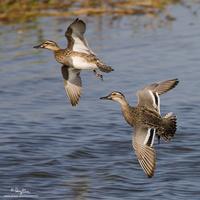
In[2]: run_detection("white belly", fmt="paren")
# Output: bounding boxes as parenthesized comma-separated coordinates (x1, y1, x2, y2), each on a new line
(71, 56, 97, 70)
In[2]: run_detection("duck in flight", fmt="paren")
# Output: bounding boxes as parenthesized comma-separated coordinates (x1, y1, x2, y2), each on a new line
(100, 79, 179, 178)
(34, 18, 113, 106)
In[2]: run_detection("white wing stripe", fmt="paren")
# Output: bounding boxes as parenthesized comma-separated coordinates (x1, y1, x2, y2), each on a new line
(151, 129, 156, 147)
(148, 90, 160, 113)
(143, 128, 151, 146)
(155, 92, 160, 114)
(143, 128, 156, 147)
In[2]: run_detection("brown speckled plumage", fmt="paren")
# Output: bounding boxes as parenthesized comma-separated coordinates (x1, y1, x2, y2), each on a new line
(34, 18, 113, 106)
(100, 79, 179, 178)
(54, 50, 113, 72)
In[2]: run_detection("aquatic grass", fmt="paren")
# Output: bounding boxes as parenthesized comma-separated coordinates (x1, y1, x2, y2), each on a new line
(0, 0, 181, 23)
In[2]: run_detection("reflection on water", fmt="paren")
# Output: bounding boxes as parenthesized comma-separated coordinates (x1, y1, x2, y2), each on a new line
(0, 4, 200, 199)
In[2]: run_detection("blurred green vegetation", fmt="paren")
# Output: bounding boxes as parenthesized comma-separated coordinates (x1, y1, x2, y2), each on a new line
(0, 0, 181, 23)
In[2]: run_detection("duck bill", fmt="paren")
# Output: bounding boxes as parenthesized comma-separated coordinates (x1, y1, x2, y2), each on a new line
(33, 44, 43, 48)
(100, 95, 112, 100)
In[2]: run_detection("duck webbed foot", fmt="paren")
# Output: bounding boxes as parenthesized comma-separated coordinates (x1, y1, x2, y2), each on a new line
(93, 70, 103, 81)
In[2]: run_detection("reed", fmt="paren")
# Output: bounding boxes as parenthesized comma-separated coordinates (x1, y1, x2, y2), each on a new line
(0, 0, 180, 23)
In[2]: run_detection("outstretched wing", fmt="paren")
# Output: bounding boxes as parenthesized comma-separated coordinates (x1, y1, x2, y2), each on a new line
(61, 65, 82, 106)
(132, 127, 156, 178)
(143, 78, 179, 95)
(65, 18, 94, 54)
(136, 78, 179, 113)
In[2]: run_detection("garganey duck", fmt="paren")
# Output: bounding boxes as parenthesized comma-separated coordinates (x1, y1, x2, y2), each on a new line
(34, 18, 113, 106)
(100, 79, 179, 178)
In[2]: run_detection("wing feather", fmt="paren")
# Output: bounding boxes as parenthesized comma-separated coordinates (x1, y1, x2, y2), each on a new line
(136, 79, 179, 112)
(61, 65, 82, 106)
(132, 127, 156, 178)
(65, 18, 94, 54)
(142, 78, 179, 95)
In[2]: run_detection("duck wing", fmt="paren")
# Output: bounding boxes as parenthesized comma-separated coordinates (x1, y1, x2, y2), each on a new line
(143, 78, 179, 95)
(132, 126, 156, 178)
(136, 79, 179, 113)
(65, 18, 94, 54)
(61, 65, 82, 106)
(136, 88, 161, 113)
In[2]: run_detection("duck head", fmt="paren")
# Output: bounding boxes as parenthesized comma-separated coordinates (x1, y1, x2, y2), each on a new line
(100, 91, 126, 104)
(33, 40, 60, 51)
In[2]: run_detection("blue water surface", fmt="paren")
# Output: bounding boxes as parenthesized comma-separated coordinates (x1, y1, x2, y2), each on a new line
(0, 3, 200, 200)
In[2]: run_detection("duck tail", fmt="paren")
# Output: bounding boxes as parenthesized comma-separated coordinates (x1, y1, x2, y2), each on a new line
(159, 112, 177, 142)
(97, 64, 114, 73)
